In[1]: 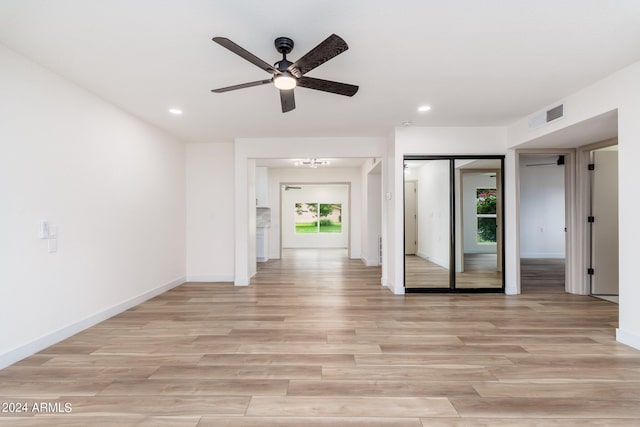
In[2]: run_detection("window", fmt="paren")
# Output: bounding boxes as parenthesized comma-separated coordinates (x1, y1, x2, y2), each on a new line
(476, 188, 497, 243)
(295, 203, 342, 234)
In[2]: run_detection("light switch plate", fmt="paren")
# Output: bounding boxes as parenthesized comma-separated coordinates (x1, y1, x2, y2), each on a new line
(39, 221, 49, 239)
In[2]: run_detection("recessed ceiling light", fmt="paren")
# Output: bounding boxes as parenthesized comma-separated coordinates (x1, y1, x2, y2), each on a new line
(418, 105, 431, 112)
(169, 108, 183, 115)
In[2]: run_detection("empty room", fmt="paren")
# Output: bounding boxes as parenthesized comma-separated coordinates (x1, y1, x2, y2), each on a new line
(1, 1, 640, 426)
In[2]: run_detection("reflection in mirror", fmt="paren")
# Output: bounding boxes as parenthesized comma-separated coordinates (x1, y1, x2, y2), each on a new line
(454, 159, 502, 289)
(404, 159, 451, 289)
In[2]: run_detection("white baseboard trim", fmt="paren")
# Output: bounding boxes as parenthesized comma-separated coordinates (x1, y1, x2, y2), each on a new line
(416, 252, 448, 269)
(392, 285, 405, 295)
(234, 278, 250, 286)
(381, 278, 403, 295)
(0, 276, 185, 370)
(505, 285, 519, 295)
(361, 257, 379, 267)
(186, 275, 234, 283)
(616, 328, 640, 351)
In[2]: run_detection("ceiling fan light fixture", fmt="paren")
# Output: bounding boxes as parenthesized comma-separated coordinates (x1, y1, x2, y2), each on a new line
(274, 73, 297, 90)
(211, 34, 358, 112)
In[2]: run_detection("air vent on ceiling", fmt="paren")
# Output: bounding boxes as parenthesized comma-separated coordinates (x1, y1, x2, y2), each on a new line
(529, 103, 565, 129)
(546, 104, 564, 122)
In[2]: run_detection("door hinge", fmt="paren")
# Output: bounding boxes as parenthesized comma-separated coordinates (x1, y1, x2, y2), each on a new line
(588, 216, 595, 223)
(588, 163, 595, 170)
(587, 268, 594, 275)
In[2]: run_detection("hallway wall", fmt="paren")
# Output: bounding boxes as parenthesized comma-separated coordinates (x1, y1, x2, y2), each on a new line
(186, 142, 235, 281)
(519, 156, 565, 259)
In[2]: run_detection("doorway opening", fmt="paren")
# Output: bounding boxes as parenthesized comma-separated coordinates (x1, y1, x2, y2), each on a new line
(251, 157, 383, 287)
(403, 155, 505, 292)
(519, 154, 567, 293)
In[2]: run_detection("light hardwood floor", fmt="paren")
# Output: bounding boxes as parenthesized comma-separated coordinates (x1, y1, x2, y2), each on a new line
(520, 258, 565, 294)
(1, 249, 639, 426)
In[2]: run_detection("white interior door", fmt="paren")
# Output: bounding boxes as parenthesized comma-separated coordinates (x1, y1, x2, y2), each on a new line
(404, 181, 417, 255)
(591, 150, 619, 295)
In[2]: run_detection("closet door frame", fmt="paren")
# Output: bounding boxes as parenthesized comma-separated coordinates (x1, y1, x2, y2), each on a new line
(403, 155, 505, 293)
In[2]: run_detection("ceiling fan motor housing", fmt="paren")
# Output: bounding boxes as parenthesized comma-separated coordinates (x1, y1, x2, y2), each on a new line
(274, 37, 294, 55)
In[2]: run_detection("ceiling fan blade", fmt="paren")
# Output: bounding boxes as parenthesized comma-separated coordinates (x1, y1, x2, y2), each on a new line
(280, 89, 296, 113)
(212, 37, 279, 74)
(297, 76, 359, 97)
(211, 79, 272, 93)
(288, 34, 348, 77)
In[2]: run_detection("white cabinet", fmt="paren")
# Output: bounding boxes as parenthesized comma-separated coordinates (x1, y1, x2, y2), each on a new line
(256, 166, 269, 207)
(256, 228, 269, 262)
(256, 167, 270, 262)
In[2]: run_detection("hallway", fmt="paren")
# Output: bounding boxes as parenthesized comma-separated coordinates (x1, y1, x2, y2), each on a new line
(1, 250, 638, 426)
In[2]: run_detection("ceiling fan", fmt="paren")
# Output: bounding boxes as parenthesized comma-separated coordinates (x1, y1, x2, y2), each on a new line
(211, 34, 359, 113)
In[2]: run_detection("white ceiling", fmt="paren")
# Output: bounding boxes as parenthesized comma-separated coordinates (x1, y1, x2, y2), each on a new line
(1, 0, 639, 143)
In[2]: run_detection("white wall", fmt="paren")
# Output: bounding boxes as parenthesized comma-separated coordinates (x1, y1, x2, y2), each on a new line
(416, 161, 450, 268)
(186, 143, 235, 281)
(463, 173, 497, 254)
(382, 137, 395, 289)
(390, 127, 508, 294)
(363, 160, 382, 267)
(507, 59, 640, 350)
(0, 44, 186, 368)
(268, 167, 361, 258)
(519, 157, 565, 258)
(281, 185, 349, 249)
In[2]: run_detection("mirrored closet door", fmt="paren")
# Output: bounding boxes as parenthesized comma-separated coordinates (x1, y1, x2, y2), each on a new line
(404, 156, 504, 292)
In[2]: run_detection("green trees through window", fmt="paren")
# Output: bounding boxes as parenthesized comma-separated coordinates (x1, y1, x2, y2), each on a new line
(295, 203, 342, 233)
(476, 189, 497, 243)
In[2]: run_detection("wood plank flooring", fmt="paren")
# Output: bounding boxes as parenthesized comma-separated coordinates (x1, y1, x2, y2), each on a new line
(520, 258, 565, 294)
(1, 249, 639, 426)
